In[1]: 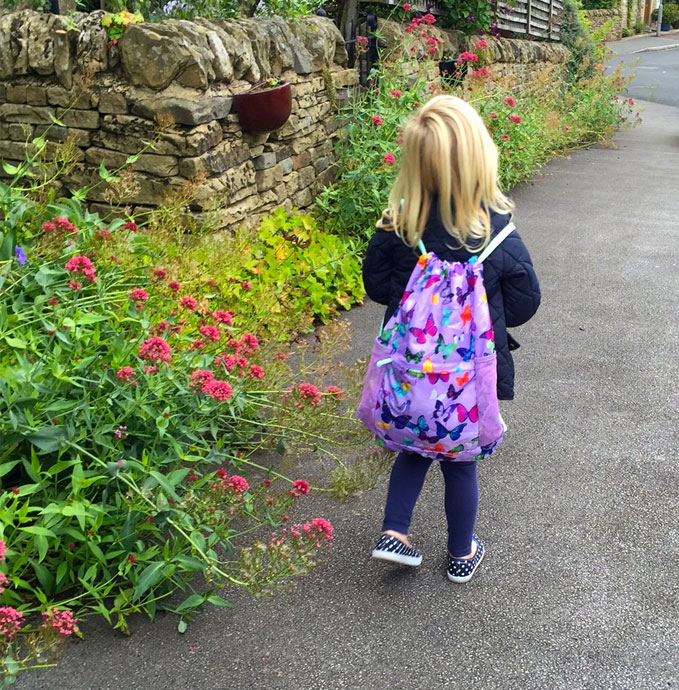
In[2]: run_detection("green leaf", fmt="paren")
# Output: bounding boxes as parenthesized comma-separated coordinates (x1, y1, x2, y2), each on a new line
(49, 112, 66, 127)
(4, 336, 27, 349)
(31, 559, 55, 594)
(177, 619, 188, 634)
(206, 595, 232, 608)
(27, 427, 66, 453)
(2, 161, 19, 175)
(35, 535, 49, 562)
(0, 460, 20, 478)
(149, 470, 180, 501)
(19, 525, 57, 538)
(174, 593, 205, 613)
(132, 561, 166, 602)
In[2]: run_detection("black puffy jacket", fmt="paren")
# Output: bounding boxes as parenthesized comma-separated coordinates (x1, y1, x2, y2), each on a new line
(362, 208, 541, 400)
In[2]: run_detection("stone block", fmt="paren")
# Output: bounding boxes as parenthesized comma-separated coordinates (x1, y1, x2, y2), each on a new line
(274, 144, 294, 162)
(2, 122, 34, 142)
(280, 157, 293, 175)
(47, 87, 91, 109)
(0, 140, 31, 160)
(0, 85, 5, 102)
(292, 151, 311, 170)
(189, 161, 257, 209)
(178, 140, 250, 178)
(131, 96, 233, 127)
(292, 188, 313, 208)
(285, 171, 300, 195)
(98, 91, 128, 115)
(6, 85, 27, 104)
(316, 163, 338, 188)
(56, 109, 100, 130)
(26, 86, 47, 106)
(255, 164, 283, 192)
(297, 164, 315, 189)
(85, 147, 179, 177)
(0, 104, 53, 125)
(254, 152, 277, 170)
(35, 126, 90, 147)
(313, 155, 332, 174)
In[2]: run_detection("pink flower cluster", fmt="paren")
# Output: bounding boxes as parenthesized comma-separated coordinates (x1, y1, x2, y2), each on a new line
(128, 288, 149, 303)
(123, 221, 138, 232)
(188, 370, 233, 401)
(116, 366, 136, 382)
(372, 115, 384, 126)
(41, 608, 79, 637)
(138, 337, 172, 363)
(0, 540, 6, 562)
(0, 572, 8, 595)
(0, 607, 24, 639)
(297, 382, 322, 405)
(458, 51, 479, 63)
(290, 479, 310, 499)
(504, 96, 516, 107)
(179, 296, 197, 311)
(383, 152, 396, 166)
(509, 114, 522, 123)
(199, 325, 220, 342)
(65, 255, 96, 283)
(474, 39, 489, 50)
(42, 216, 77, 235)
(324, 385, 346, 400)
(214, 468, 249, 494)
(213, 310, 234, 325)
(283, 517, 334, 547)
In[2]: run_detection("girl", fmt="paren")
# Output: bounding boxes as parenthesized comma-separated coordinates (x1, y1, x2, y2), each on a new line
(363, 95, 541, 583)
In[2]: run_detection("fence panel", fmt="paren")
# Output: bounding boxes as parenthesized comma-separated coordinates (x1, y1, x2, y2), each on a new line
(497, 0, 563, 40)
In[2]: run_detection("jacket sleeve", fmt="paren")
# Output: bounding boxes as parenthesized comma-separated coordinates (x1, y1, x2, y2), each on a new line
(362, 228, 396, 305)
(500, 232, 541, 328)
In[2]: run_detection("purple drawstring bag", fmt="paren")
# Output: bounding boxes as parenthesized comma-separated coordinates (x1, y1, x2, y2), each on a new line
(357, 223, 515, 462)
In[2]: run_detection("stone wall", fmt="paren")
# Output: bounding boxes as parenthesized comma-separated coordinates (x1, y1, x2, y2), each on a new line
(583, 8, 624, 41)
(0, 11, 571, 231)
(0, 10, 356, 231)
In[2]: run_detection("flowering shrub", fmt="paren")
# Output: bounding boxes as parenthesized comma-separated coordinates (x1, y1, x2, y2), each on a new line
(0, 151, 373, 671)
(316, 14, 638, 241)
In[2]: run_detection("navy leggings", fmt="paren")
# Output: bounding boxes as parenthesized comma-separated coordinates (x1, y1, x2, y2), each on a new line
(382, 452, 478, 557)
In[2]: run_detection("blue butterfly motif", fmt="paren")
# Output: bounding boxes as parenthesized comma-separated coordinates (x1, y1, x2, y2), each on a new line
(441, 308, 453, 326)
(435, 421, 467, 441)
(381, 400, 411, 429)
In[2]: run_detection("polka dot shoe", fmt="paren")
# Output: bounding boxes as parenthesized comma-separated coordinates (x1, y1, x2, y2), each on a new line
(447, 535, 485, 583)
(371, 534, 423, 566)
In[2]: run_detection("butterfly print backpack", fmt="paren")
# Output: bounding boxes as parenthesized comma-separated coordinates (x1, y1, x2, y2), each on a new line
(357, 223, 516, 462)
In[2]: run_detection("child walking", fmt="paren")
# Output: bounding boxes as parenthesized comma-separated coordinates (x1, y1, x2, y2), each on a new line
(362, 95, 541, 582)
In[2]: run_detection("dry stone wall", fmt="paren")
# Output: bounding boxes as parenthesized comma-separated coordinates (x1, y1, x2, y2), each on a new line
(583, 9, 624, 41)
(0, 10, 355, 231)
(1, 11, 570, 231)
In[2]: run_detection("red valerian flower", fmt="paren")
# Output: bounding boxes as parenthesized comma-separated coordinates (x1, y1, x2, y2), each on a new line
(371, 115, 384, 126)
(215, 353, 237, 371)
(138, 337, 172, 363)
(0, 607, 25, 639)
(458, 51, 479, 63)
(490, 112, 498, 119)
(422, 12, 436, 24)
(390, 89, 402, 98)
(41, 608, 79, 637)
(297, 383, 322, 405)
(65, 255, 96, 283)
(68, 280, 82, 291)
(153, 268, 167, 280)
(383, 152, 396, 165)
(509, 114, 522, 123)
(292, 479, 310, 495)
(324, 385, 346, 399)
(213, 310, 234, 325)
(179, 296, 197, 311)
(123, 221, 138, 232)
(402, 2, 411, 10)
(504, 96, 516, 107)
(473, 68, 490, 78)
(240, 280, 253, 291)
(199, 325, 220, 342)
(240, 333, 259, 354)
(127, 554, 137, 564)
(203, 379, 233, 401)
(128, 288, 149, 302)
(168, 281, 180, 291)
(248, 365, 264, 379)
(501, 134, 510, 141)
(474, 39, 489, 50)
(116, 366, 135, 382)
(189, 370, 215, 391)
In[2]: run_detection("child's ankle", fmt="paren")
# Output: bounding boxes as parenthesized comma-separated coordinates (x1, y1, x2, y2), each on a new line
(450, 541, 476, 560)
(382, 530, 411, 547)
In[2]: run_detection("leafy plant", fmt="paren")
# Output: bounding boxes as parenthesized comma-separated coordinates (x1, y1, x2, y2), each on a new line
(100, 10, 144, 42)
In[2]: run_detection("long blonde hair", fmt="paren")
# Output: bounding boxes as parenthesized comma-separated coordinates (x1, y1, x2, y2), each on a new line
(380, 95, 513, 251)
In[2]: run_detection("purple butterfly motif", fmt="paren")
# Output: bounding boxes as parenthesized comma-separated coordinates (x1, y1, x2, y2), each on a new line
(409, 314, 437, 344)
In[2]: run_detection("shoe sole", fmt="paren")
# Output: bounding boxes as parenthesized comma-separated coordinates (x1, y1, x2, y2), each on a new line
(371, 549, 423, 567)
(447, 548, 484, 583)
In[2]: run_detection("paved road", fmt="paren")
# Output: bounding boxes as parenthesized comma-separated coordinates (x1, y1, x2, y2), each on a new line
(16, 104, 679, 689)
(608, 31, 679, 106)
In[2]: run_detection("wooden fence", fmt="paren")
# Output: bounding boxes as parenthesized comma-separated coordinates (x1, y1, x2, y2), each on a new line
(496, 0, 564, 40)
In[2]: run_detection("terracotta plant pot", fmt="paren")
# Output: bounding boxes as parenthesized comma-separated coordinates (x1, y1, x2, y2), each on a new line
(233, 82, 292, 134)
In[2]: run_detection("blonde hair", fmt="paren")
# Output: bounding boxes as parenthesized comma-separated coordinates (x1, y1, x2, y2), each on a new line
(379, 95, 513, 251)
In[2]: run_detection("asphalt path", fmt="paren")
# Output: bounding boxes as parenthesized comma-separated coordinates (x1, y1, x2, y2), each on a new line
(608, 31, 679, 106)
(15, 83, 679, 690)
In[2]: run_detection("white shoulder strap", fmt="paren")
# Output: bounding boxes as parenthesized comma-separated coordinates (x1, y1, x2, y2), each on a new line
(477, 222, 516, 263)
